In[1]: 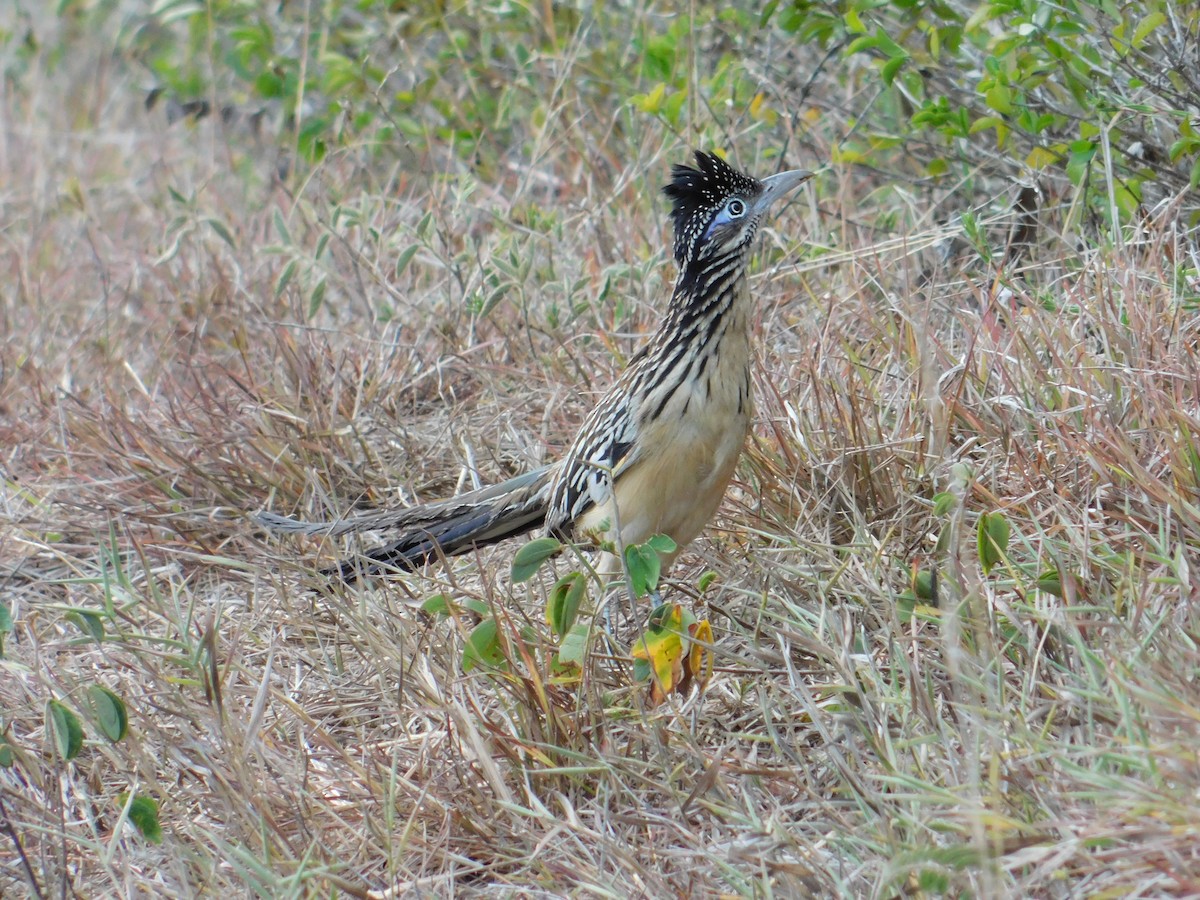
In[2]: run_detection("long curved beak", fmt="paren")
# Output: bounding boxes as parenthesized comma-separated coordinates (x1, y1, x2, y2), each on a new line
(755, 168, 814, 215)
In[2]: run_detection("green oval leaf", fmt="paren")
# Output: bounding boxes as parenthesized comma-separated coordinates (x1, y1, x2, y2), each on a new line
(204, 217, 237, 250)
(87, 685, 128, 743)
(462, 618, 506, 672)
(307, 277, 327, 319)
(556, 621, 589, 667)
(394, 244, 420, 280)
(977, 511, 1011, 576)
(881, 55, 907, 85)
(0, 602, 11, 658)
(47, 701, 84, 760)
(932, 491, 956, 517)
(274, 259, 297, 299)
(645, 534, 677, 555)
(119, 793, 164, 844)
(272, 208, 292, 244)
(421, 594, 452, 617)
(624, 543, 661, 598)
(913, 569, 938, 601)
(66, 609, 105, 642)
(510, 537, 562, 583)
(547, 571, 588, 638)
(1037, 571, 1064, 597)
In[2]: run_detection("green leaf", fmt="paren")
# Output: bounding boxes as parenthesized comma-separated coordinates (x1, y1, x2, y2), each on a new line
(557, 621, 589, 667)
(985, 84, 1013, 115)
(1066, 140, 1097, 185)
(423, 594, 489, 618)
(307, 277, 327, 319)
(881, 55, 907, 85)
(977, 511, 1011, 576)
(1132, 11, 1166, 48)
(272, 207, 292, 244)
(463, 598, 490, 617)
(1037, 571, 1064, 597)
(510, 537, 562, 583)
(0, 602, 11, 657)
(697, 571, 718, 592)
(204, 217, 237, 250)
(913, 569, 937, 601)
(546, 571, 588, 638)
(415, 211, 433, 239)
(87, 685, 128, 743)
(274, 259, 297, 299)
(0, 737, 12, 768)
(66, 609, 105, 642)
(845, 34, 879, 56)
(119, 793, 164, 844)
(47, 701, 84, 760)
(394, 244, 420, 279)
(421, 594, 452, 617)
(645, 534, 677, 555)
(624, 543, 661, 598)
(932, 491, 956, 516)
(462, 618, 506, 672)
(970, 115, 1004, 135)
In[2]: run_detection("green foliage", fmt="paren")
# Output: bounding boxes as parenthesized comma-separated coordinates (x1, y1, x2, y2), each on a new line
(87, 685, 129, 743)
(511, 537, 563, 583)
(977, 510, 1011, 575)
(0, 601, 11, 656)
(622, 534, 677, 599)
(773, 0, 1200, 223)
(46, 700, 84, 761)
(124, 0, 655, 170)
(546, 572, 588, 638)
(462, 617, 506, 672)
(119, 792, 164, 844)
(66, 608, 105, 642)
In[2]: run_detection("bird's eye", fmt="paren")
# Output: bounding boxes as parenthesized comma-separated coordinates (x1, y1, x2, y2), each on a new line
(728, 198, 746, 217)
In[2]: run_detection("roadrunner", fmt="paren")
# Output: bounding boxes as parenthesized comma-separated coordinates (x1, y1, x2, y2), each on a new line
(260, 152, 812, 581)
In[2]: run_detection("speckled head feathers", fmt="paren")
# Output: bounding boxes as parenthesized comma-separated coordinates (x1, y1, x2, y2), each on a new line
(662, 151, 763, 265)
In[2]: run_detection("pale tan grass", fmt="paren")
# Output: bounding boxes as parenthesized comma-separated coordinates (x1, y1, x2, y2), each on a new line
(4, 9, 1200, 898)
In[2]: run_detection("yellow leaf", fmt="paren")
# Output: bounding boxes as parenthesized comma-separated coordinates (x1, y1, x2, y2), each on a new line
(634, 83, 667, 114)
(632, 604, 686, 701)
(831, 145, 865, 165)
(685, 619, 714, 690)
(749, 92, 777, 124)
(1026, 146, 1060, 169)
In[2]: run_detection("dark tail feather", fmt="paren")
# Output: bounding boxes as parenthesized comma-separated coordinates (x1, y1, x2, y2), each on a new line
(324, 501, 548, 582)
(257, 465, 556, 583)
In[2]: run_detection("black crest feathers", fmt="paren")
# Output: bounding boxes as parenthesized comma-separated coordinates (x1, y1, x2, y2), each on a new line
(662, 151, 762, 265)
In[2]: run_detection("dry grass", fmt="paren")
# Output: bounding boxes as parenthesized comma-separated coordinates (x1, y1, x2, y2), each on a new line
(4, 9, 1200, 898)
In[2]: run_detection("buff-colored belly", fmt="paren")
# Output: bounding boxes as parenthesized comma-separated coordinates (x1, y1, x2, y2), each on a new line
(576, 366, 752, 564)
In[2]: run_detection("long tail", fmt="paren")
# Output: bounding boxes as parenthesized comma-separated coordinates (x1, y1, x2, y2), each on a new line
(257, 464, 556, 582)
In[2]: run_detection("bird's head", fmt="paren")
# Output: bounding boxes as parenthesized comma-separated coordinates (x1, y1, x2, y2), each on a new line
(662, 150, 812, 267)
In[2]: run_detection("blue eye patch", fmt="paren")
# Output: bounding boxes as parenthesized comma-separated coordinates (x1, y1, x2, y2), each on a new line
(702, 197, 748, 240)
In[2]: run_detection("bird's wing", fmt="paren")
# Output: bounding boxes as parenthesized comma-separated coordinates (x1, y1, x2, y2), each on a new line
(545, 392, 641, 538)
